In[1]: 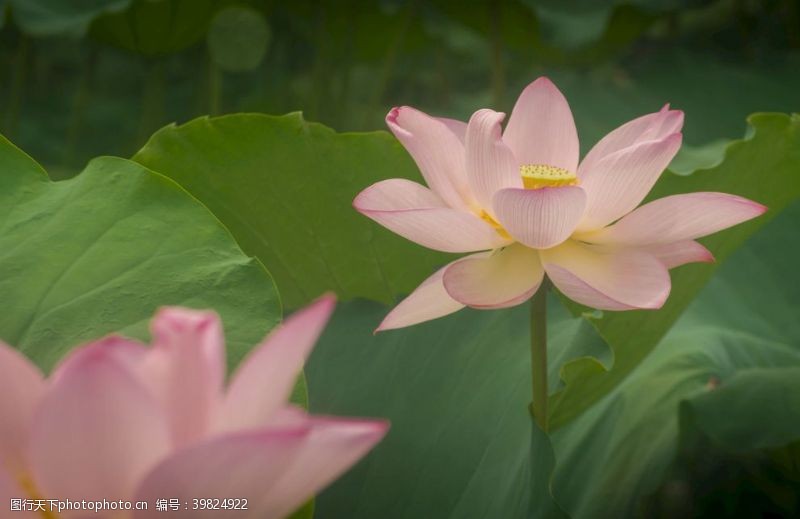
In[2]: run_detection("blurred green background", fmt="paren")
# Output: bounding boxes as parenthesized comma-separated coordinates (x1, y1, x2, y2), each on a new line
(1, 0, 799, 179)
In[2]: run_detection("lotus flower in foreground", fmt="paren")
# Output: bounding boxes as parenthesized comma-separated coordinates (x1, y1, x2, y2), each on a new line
(0, 295, 387, 518)
(355, 77, 766, 331)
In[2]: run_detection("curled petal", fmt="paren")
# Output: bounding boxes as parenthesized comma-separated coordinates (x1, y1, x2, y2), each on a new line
(503, 77, 579, 173)
(443, 244, 544, 308)
(30, 346, 170, 504)
(355, 180, 511, 253)
(376, 265, 465, 332)
(386, 106, 474, 210)
(493, 186, 586, 249)
(644, 240, 714, 269)
(541, 240, 671, 310)
(0, 342, 45, 473)
(580, 192, 767, 246)
(465, 109, 522, 213)
(578, 105, 684, 179)
(220, 295, 336, 432)
(146, 307, 225, 447)
(576, 133, 683, 232)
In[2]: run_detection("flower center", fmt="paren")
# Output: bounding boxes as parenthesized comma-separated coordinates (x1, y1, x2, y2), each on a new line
(480, 210, 511, 240)
(520, 164, 577, 190)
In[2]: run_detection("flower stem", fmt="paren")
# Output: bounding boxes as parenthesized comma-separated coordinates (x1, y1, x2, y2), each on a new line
(530, 282, 548, 432)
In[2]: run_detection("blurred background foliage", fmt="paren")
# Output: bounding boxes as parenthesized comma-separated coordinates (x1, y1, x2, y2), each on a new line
(1, 0, 799, 179)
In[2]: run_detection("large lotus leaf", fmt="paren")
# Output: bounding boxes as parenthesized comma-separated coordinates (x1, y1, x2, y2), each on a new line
(0, 134, 280, 372)
(305, 296, 588, 519)
(305, 198, 800, 519)
(682, 368, 800, 452)
(538, 199, 800, 518)
(305, 276, 609, 519)
(668, 369, 800, 516)
(6, 0, 130, 36)
(549, 113, 800, 428)
(89, 0, 223, 56)
(133, 113, 448, 310)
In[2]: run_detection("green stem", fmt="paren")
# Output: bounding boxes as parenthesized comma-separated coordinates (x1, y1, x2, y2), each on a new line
(530, 282, 548, 431)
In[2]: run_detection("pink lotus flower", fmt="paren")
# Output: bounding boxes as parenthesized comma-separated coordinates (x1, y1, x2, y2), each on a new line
(0, 295, 387, 518)
(355, 77, 766, 331)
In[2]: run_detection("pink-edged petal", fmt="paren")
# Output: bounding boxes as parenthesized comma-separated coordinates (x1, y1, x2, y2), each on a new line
(644, 240, 714, 269)
(48, 335, 150, 387)
(29, 346, 170, 505)
(219, 295, 336, 432)
(258, 416, 389, 519)
(386, 106, 474, 210)
(503, 77, 579, 173)
(443, 244, 544, 308)
(376, 265, 465, 332)
(541, 240, 671, 310)
(581, 192, 767, 246)
(465, 109, 523, 214)
(576, 133, 683, 232)
(354, 178, 446, 211)
(144, 307, 225, 447)
(578, 105, 684, 178)
(0, 466, 37, 518)
(0, 342, 45, 474)
(437, 116, 467, 143)
(355, 180, 512, 253)
(493, 186, 586, 249)
(133, 426, 312, 519)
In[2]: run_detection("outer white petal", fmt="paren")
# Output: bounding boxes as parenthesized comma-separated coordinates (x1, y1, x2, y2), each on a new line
(643, 240, 714, 269)
(580, 192, 767, 246)
(355, 179, 511, 253)
(443, 244, 544, 308)
(376, 265, 465, 332)
(541, 240, 671, 310)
